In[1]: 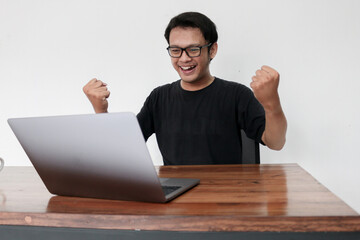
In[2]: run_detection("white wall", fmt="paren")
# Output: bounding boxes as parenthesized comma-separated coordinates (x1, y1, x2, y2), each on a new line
(1, 0, 359, 213)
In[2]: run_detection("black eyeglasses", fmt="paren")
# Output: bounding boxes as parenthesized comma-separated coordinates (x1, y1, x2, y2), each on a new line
(166, 43, 213, 58)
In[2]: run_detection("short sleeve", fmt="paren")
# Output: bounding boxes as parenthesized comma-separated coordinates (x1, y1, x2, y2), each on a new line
(237, 87, 266, 144)
(136, 91, 156, 141)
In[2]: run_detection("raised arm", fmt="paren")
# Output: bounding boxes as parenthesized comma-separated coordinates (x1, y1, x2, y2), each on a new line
(83, 78, 110, 113)
(251, 66, 287, 150)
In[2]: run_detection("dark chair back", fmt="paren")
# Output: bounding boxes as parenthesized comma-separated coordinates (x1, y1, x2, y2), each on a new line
(241, 130, 260, 164)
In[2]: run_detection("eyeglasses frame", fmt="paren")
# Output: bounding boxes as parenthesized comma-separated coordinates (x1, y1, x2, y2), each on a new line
(166, 43, 213, 58)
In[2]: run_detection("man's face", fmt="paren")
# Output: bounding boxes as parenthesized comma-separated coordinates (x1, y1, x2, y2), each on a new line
(168, 27, 216, 85)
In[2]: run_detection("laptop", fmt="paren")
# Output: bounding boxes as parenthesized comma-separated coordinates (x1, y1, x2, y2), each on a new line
(8, 112, 199, 203)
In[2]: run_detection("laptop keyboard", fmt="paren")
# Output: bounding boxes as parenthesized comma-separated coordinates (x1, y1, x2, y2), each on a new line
(162, 186, 181, 196)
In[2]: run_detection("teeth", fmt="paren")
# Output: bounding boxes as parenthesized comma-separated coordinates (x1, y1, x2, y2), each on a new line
(181, 66, 194, 70)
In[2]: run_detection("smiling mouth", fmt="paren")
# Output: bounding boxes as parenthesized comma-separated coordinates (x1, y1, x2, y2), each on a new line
(180, 65, 196, 71)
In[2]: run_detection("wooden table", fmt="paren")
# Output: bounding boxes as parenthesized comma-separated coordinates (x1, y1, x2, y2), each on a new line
(0, 164, 359, 239)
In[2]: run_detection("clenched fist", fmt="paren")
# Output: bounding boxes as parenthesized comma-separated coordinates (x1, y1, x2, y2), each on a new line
(83, 78, 110, 113)
(250, 66, 281, 111)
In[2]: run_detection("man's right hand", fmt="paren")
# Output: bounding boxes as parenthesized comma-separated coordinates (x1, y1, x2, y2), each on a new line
(83, 78, 110, 113)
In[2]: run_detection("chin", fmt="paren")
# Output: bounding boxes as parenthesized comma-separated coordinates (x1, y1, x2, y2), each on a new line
(179, 73, 198, 83)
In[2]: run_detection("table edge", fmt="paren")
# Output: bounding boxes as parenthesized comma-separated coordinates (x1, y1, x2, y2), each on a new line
(1, 212, 360, 232)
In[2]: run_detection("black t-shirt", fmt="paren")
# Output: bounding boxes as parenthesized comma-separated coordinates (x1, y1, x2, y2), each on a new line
(137, 78, 265, 165)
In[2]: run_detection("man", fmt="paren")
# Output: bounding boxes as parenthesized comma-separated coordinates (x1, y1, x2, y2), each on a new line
(83, 12, 287, 165)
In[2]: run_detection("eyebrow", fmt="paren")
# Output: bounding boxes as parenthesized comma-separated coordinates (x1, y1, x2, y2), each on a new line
(169, 43, 203, 48)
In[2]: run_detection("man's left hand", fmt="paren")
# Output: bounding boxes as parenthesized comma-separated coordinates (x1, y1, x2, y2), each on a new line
(250, 65, 280, 111)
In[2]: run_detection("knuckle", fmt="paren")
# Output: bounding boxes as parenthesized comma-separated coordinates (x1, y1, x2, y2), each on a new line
(83, 86, 91, 94)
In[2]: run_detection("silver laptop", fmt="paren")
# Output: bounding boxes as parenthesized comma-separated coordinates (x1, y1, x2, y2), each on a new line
(8, 112, 199, 203)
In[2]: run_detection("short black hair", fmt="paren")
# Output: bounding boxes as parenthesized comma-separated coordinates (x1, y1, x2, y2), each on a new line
(164, 12, 218, 44)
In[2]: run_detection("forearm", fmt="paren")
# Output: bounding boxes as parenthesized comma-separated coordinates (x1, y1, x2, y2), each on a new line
(262, 103, 287, 150)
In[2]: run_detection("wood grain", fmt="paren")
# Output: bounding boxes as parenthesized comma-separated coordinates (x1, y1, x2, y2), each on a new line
(0, 164, 359, 232)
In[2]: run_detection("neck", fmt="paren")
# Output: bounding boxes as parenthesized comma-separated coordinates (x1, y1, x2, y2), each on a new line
(180, 75, 215, 91)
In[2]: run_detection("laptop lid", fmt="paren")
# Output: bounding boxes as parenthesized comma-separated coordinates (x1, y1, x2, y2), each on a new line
(8, 112, 199, 203)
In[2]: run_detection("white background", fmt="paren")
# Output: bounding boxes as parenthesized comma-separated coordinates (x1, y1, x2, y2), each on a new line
(1, 0, 359, 213)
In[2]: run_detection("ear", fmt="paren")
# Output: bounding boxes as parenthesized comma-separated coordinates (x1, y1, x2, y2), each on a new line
(209, 42, 218, 60)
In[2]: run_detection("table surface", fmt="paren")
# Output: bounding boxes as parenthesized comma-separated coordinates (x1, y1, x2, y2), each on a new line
(0, 164, 359, 232)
